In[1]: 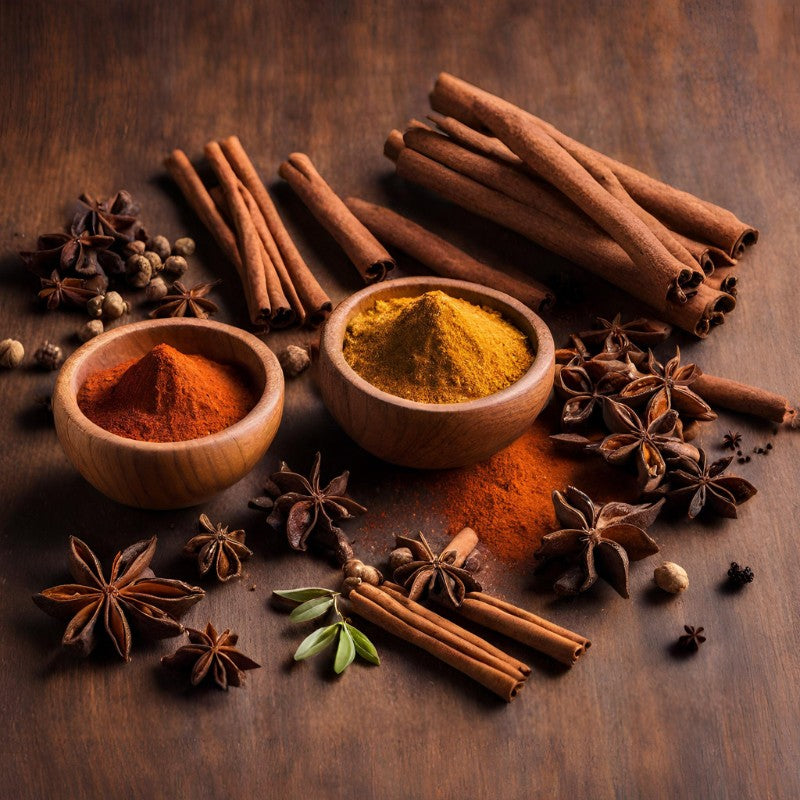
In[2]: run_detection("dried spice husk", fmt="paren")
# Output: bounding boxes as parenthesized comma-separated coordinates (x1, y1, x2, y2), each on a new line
(149, 280, 220, 319)
(555, 362, 632, 429)
(663, 450, 757, 519)
(250, 452, 366, 564)
(161, 622, 261, 689)
(617, 348, 716, 422)
(33, 537, 204, 660)
(73, 190, 146, 246)
(392, 532, 481, 607)
(38, 271, 98, 310)
(535, 486, 663, 598)
(184, 514, 252, 582)
(579, 313, 672, 355)
(598, 398, 699, 493)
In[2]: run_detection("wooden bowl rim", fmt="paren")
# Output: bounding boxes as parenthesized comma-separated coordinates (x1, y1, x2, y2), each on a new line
(53, 317, 284, 451)
(320, 276, 555, 412)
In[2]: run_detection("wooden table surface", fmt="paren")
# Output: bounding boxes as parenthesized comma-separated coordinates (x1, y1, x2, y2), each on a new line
(2, 2, 798, 798)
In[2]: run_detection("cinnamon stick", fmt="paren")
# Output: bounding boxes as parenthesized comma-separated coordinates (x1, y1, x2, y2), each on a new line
(347, 582, 527, 701)
(430, 73, 758, 258)
(219, 136, 332, 325)
(391, 144, 725, 337)
(469, 95, 704, 301)
(704, 266, 738, 296)
(693, 373, 797, 425)
(204, 142, 271, 325)
(344, 196, 554, 311)
(279, 153, 396, 283)
(672, 232, 737, 273)
(164, 149, 264, 326)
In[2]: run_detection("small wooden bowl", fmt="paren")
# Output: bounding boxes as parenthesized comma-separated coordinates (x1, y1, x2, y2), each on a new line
(317, 277, 555, 469)
(53, 318, 284, 509)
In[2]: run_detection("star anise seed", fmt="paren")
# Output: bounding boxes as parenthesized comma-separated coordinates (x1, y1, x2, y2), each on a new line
(535, 486, 663, 598)
(149, 280, 220, 319)
(38, 270, 99, 310)
(678, 625, 706, 651)
(579, 313, 671, 356)
(249, 452, 366, 564)
(184, 514, 252, 582)
(722, 430, 742, 451)
(33, 536, 204, 660)
(161, 622, 260, 690)
(392, 532, 482, 607)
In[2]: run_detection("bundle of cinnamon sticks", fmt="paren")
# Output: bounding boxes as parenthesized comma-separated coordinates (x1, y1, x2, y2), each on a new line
(384, 73, 758, 337)
(165, 138, 332, 330)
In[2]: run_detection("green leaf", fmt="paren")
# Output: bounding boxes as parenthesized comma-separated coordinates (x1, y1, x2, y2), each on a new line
(334, 624, 356, 674)
(346, 623, 380, 666)
(289, 596, 334, 622)
(273, 587, 335, 603)
(294, 625, 339, 661)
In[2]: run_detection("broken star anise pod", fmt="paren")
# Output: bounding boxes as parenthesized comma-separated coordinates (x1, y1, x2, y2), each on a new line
(535, 486, 663, 598)
(598, 398, 700, 493)
(161, 622, 260, 690)
(722, 430, 742, 451)
(38, 270, 98, 310)
(678, 625, 706, 652)
(33, 536, 205, 661)
(392, 532, 482, 607)
(664, 450, 757, 519)
(20, 229, 120, 279)
(617, 348, 716, 421)
(555, 362, 632, 429)
(249, 452, 366, 564)
(579, 313, 671, 356)
(183, 514, 253, 582)
(73, 190, 145, 245)
(149, 280, 220, 319)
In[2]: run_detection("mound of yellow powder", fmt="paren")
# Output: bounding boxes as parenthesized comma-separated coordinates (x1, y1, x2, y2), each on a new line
(342, 290, 534, 403)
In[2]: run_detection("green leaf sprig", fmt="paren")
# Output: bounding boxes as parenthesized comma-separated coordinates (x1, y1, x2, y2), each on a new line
(273, 587, 380, 674)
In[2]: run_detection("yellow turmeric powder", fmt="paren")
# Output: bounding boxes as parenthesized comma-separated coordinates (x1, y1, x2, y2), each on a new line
(342, 290, 534, 403)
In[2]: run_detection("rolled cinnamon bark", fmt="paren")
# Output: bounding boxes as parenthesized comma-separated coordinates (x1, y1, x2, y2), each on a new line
(672, 232, 739, 273)
(348, 582, 527, 701)
(693, 373, 797, 425)
(428, 112, 520, 165)
(204, 142, 271, 325)
(440, 526, 479, 563)
(392, 145, 721, 336)
(704, 266, 738, 296)
(165, 149, 264, 326)
(279, 153, 396, 283)
(470, 96, 703, 300)
(239, 184, 299, 327)
(430, 73, 758, 258)
(345, 196, 554, 311)
(220, 136, 332, 325)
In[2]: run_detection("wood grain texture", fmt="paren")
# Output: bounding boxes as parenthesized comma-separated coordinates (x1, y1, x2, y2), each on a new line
(0, 1, 798, 799)
(317, 277, 555, 468)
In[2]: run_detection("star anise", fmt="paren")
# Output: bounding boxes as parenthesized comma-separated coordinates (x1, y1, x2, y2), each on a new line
(617, 348, 716, 421)
(33, 537, 205, 660)
(598, 398, 700, 492)
(722, 430, 742, 451)
(392, 532, 482, 606)
(149, 280, 220, 319)
(249, 452, 366, 563)
(535, 487, 663, 598)
(38, 270, 98, 310)
(555, 362, 632, 428)
(678, 625, 706, 651)
(161, 622, 260, 690)
(20, 230, 120, 279)
(73, 190, 145, 245)
(184, 514, 252, 582)
(579, 313, 671, 355)
(664, 450, 757, 518)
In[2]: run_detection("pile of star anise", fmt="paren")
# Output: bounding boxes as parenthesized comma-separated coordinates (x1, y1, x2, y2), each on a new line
(548, 314, 757, 521)
(19, 190, 217, 321)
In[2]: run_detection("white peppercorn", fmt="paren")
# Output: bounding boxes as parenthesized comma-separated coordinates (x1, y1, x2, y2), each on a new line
(0, 338, 24, 368)
(34, 341, 63, 370)
(102, 291, 128, 320)
(172, 237, 196, 257)
(143, 251, 163, 274)
(149, 235, 171, 261)
(278, 345, 311, 377)
(126, 254, 152, 288)
(145, 276, 169, 302)
(653, 562, 689, 594)
(78, 320, 104, 342)
(163, 255, 188, 276)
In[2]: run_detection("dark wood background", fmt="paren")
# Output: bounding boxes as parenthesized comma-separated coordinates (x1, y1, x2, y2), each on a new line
(1, 2, 798, 798)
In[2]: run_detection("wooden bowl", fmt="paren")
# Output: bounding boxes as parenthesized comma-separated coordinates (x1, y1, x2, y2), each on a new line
(53, 318, 284, 509)
(317, 277, 555, 469)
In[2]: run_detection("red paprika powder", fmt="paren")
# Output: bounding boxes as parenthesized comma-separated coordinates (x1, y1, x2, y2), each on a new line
(78, 343, 257, 442)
